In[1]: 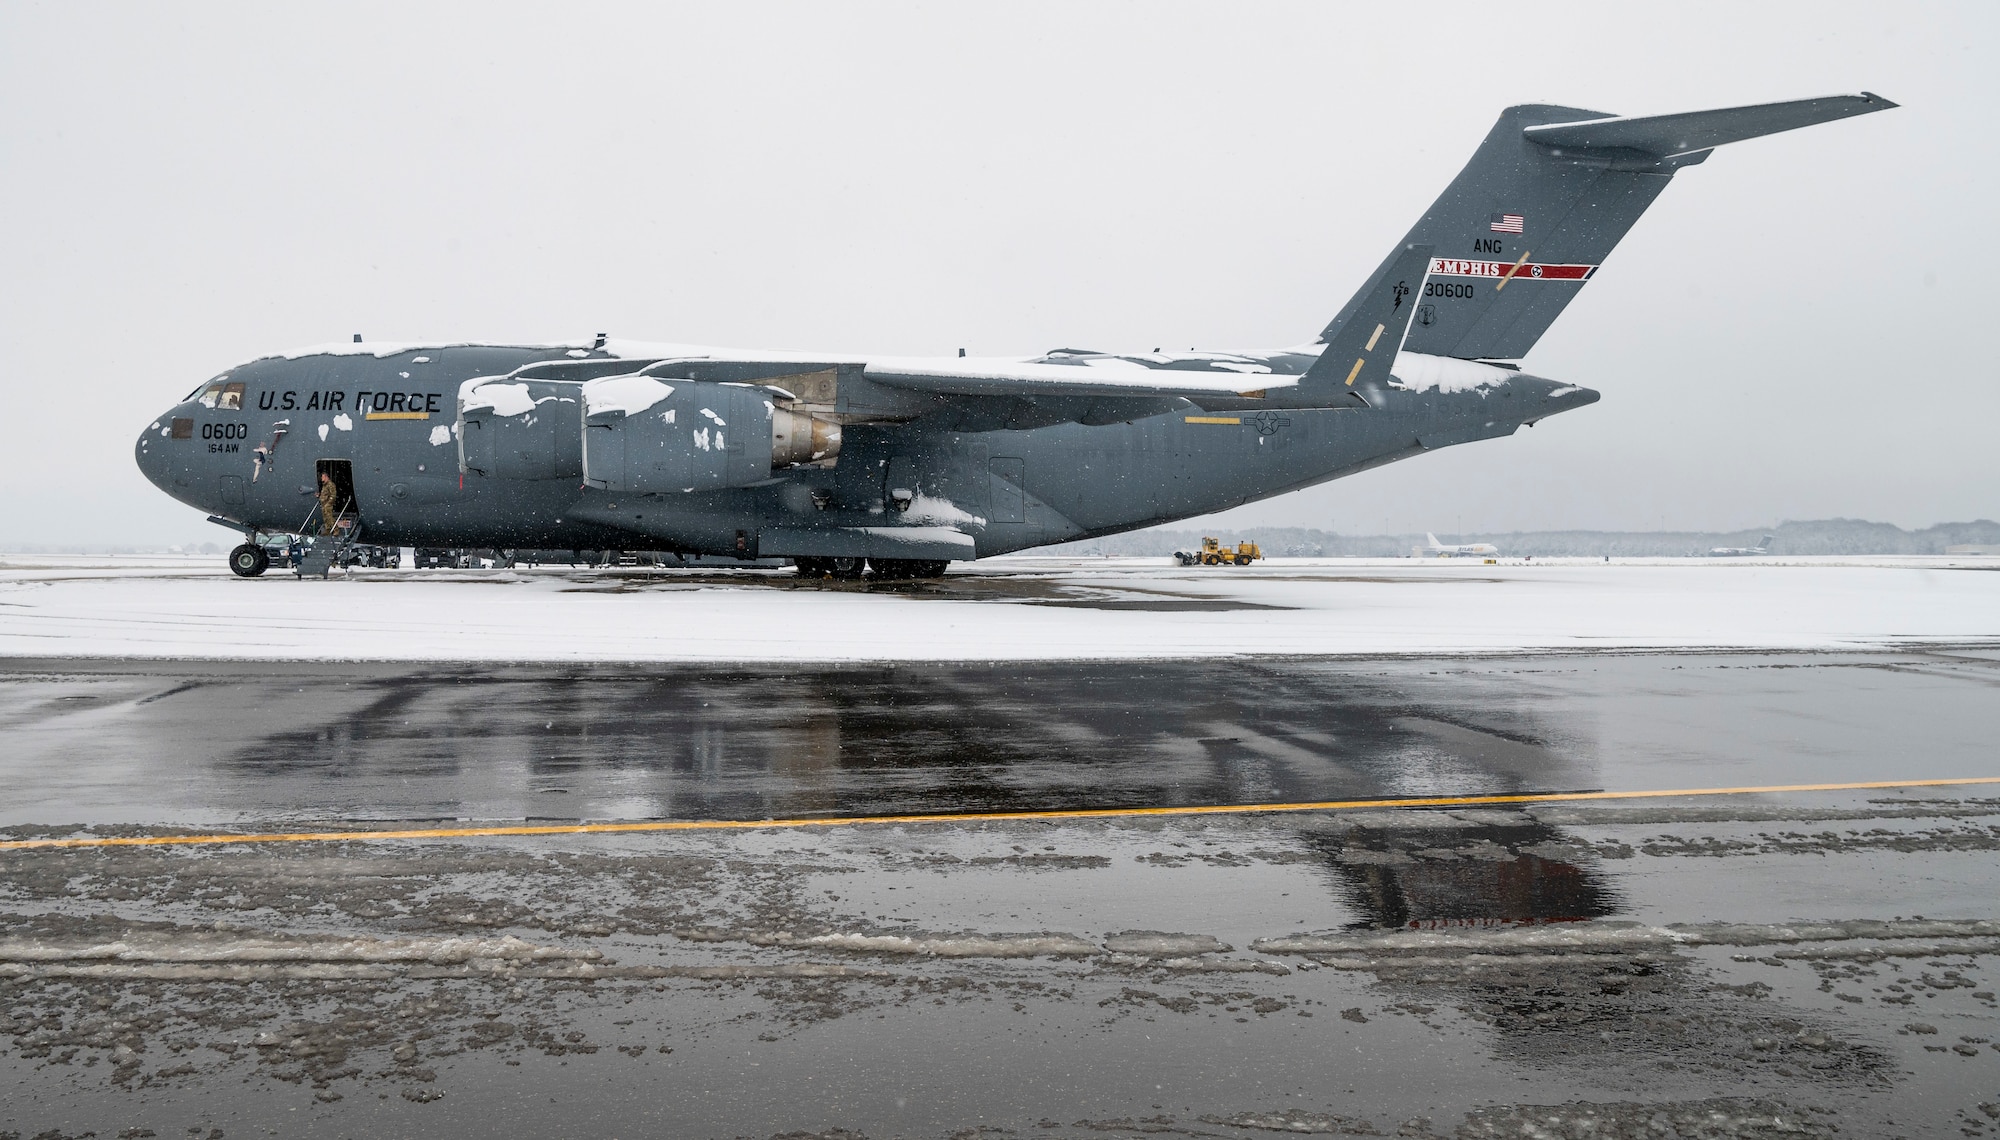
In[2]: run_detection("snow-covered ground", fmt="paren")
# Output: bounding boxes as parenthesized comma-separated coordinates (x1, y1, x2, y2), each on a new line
(0, 554, 1994, 662)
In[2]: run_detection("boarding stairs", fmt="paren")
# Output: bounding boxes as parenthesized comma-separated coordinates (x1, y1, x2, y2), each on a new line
(293, 503, 361, 579)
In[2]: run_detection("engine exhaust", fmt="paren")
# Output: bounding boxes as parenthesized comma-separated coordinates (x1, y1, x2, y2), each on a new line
(771, 408, 842, 467)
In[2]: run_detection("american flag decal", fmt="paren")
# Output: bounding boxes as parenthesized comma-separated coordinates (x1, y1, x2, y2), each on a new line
(1489, 213, 1525, 234)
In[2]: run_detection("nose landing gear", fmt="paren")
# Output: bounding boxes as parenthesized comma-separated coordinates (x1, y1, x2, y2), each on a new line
(229, 543, 271, 578)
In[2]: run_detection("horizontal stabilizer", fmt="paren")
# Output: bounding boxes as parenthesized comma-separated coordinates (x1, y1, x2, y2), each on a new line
(1524, 93, 1897, 159)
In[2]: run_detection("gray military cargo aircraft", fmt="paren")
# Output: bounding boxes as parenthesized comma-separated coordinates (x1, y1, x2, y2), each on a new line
(136, 93, 1893, 580)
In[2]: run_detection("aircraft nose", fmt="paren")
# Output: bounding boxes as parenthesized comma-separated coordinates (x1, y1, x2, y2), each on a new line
(134, 414, 178, 492)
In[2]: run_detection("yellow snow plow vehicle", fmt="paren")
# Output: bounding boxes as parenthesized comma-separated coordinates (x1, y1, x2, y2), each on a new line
(1173, 537, 1263, 566)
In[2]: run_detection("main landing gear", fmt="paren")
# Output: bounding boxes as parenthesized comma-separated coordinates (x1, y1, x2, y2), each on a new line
(871, 558, 950, 580)
(228, 543, 270, 578)
(795, 557, 949, 581)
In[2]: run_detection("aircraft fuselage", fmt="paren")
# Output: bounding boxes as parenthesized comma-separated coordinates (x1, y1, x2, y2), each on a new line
(134, 343, 1596, 560)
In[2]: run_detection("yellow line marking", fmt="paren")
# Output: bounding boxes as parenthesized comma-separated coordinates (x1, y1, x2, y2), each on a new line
(3, 778, 1996, 852)
(1364, 323, 1385, 352)
(1495, 250, 1531, 292)
(364, 411, 431, 421)
(1343, 358, 1366, 386)
(1184, 416, 1241, 425)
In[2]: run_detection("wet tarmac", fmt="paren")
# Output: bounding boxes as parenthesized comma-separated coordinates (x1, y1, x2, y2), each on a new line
(4, 649, 2000, 1137)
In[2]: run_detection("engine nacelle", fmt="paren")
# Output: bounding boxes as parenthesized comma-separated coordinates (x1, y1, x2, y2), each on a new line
(461, 373, 843, 487)
(457, 378, 586, 480)
(580, 376, 841, 493)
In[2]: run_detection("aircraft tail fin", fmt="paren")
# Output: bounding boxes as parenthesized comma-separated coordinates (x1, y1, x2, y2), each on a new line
(1327, 93, 1894, 361)
(1425, 532, 1441, 548)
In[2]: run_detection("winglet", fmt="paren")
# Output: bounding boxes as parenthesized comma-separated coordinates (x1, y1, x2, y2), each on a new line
(1304, 243, 1433, 394)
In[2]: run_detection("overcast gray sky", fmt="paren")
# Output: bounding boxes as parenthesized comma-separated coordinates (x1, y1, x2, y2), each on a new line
(2, 1, 1993, 545)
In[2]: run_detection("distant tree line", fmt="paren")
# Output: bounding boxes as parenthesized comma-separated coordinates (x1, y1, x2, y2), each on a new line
(1040, 518, 2000, 558)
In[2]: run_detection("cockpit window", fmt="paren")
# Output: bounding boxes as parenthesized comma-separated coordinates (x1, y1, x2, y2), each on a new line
(190, 379, 245, 407)
(195, 381, 244, 409)
(187, 376, 225, 402)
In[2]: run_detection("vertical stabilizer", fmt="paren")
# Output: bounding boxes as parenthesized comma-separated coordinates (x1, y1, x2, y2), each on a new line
(1325, 94, 1895, 361)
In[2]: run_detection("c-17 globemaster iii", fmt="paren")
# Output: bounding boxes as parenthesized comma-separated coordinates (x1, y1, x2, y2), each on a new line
(136, 93, 1894, 580)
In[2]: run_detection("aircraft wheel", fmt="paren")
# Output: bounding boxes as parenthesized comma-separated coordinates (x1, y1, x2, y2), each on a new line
(868, 558, 946, 580)
(228, 543, 269, 578)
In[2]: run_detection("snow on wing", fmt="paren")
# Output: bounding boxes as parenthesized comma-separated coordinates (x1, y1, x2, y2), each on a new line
(862, 357, 1297, 399)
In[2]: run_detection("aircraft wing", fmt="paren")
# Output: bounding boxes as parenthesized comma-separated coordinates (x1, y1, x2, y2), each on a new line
(862, 357, 1297, 399)
(863, 242, 1429, 405)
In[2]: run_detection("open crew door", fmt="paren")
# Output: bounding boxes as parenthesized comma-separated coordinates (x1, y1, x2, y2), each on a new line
(313, 459, 359, 538)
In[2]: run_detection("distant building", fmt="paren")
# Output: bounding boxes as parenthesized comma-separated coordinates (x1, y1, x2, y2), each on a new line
(1946, 544, 2000, 556)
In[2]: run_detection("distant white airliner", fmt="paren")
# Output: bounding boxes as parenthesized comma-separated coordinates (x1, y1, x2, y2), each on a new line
(1709, 534, 1775, 556)
(1426, 533, 1500, 557)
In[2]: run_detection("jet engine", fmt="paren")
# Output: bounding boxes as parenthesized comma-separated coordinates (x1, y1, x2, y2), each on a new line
(458, 374, 841, 488)
(580, 375, 841, 493)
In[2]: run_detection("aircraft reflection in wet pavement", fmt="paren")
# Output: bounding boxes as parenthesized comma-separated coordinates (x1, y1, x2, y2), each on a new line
(181, 660, 1595, 825)
(215, 656, 1624, 930)
(205, 657, 1620, 930)
(133, 94, 1894, 579)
